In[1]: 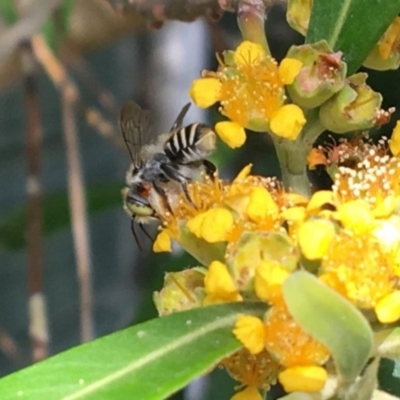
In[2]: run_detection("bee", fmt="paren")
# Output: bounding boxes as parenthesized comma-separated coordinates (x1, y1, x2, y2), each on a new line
(120, 100, 217, 248)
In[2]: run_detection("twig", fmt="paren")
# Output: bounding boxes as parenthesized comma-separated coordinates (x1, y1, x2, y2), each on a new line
(20, 40, 49, 362)
(31, 34, 94, 343)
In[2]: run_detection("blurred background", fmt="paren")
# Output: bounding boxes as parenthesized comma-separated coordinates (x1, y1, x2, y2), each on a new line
(0, 1, 399, 399)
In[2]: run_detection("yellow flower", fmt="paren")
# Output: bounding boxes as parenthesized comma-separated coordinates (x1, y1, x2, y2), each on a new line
(189, 40, 307, 142)
(186, 207, 234, 243)
(216, 121, 247, 148)
(204, 261, 243, 305)
(153, 230, 172, 253)
(390, 120, 400, 156)
(231, 386, 262, 400)
(321, 232, 400, 309)
(189, 78, 221, 108)
(375, 291, 400, 324)
(255, 260, 289, 303)
(233, 315, 265, 355)
(298, 219, 335, 260)
(279, 366, 328, 393)
(269, 104, 306, 140)
(278, 58, 303, 84)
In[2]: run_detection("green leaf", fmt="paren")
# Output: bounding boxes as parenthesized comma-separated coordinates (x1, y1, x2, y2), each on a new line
(0, 302, 266, 400)
(0, 182, 122, 250)
(41, 0, 77, 52)
(0, 0, 18, 25)
(306, 0, 400, 75)
(283, 271, 373, 383)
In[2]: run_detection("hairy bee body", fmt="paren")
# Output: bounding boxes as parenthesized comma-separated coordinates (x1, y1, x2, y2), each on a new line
(120, 101, 217, 246)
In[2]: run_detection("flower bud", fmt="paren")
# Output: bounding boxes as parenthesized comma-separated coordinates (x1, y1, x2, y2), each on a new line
(286, 0, 312, 36)
(226, 231, 299, 295)
(153, 267, 206, 316)
(286, 41, 347, 109)
(319, 73, 383, 134)
(363, 16, 400, 71)
(363, 46, 400, 71)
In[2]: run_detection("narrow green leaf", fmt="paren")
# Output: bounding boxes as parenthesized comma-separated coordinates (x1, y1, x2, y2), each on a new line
(306, 0, 400, 74)
(0, 302, 266, 400)
(283, 271, 373, 382)
(0, 183, 122, 250)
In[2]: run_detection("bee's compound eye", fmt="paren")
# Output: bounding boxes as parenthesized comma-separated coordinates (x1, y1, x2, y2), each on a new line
(126, 196, 154, 217)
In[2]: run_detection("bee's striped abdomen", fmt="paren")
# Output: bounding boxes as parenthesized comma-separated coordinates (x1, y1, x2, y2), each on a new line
(164, 123, 216, 164)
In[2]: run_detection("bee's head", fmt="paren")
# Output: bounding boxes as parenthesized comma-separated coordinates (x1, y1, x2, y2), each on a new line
(121, 186, 154, 218)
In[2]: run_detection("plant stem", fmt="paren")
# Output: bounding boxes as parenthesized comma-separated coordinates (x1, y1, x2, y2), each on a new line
(272, 135, 311, 196)
(271, 110, 325, 197)
(20, 40, 49, 362)
(237, 0, 270, 53)
(32, 34, 94, 343)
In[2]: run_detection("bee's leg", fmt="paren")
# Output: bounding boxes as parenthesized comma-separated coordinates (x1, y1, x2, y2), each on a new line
(131, 218, 143, 251)
(202, 160, 217, 180)
(160, 164, 196, 207)
(152, 181, 173, 213)
(139, 223, 154, 242)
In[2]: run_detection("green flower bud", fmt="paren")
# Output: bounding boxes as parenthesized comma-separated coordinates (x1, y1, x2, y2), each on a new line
(153, 267, 206, 316)
(286, 0, 312, 36)
(286, 41, 347, 109)
(363, 16, 400, 71)
(319, 73, 383, 134)
(363, 45, 400, 71)
(226, 230, 299, 296)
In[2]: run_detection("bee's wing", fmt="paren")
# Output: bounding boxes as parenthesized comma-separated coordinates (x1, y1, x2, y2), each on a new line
(119, 101, 154, 167)
(169, 103, 191, 132)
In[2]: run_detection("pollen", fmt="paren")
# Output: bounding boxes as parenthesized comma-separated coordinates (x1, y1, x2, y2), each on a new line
(264, 303, 330, 367)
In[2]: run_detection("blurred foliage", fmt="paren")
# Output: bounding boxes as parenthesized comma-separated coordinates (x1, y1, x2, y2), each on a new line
(0, 182, 122, 250)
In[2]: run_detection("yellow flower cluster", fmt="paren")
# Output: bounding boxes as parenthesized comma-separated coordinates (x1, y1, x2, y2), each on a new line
(189, 41, 305, 148)
(153, 123, 400, 396)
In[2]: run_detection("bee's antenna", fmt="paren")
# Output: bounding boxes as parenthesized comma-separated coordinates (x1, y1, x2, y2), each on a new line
(139, 223, 155, 242)
(131, 219, 143, 251)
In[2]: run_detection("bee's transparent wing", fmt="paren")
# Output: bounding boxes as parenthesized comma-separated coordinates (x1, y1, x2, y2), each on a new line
(169, 103, 191, 132)
(119, 101, 154, 167)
